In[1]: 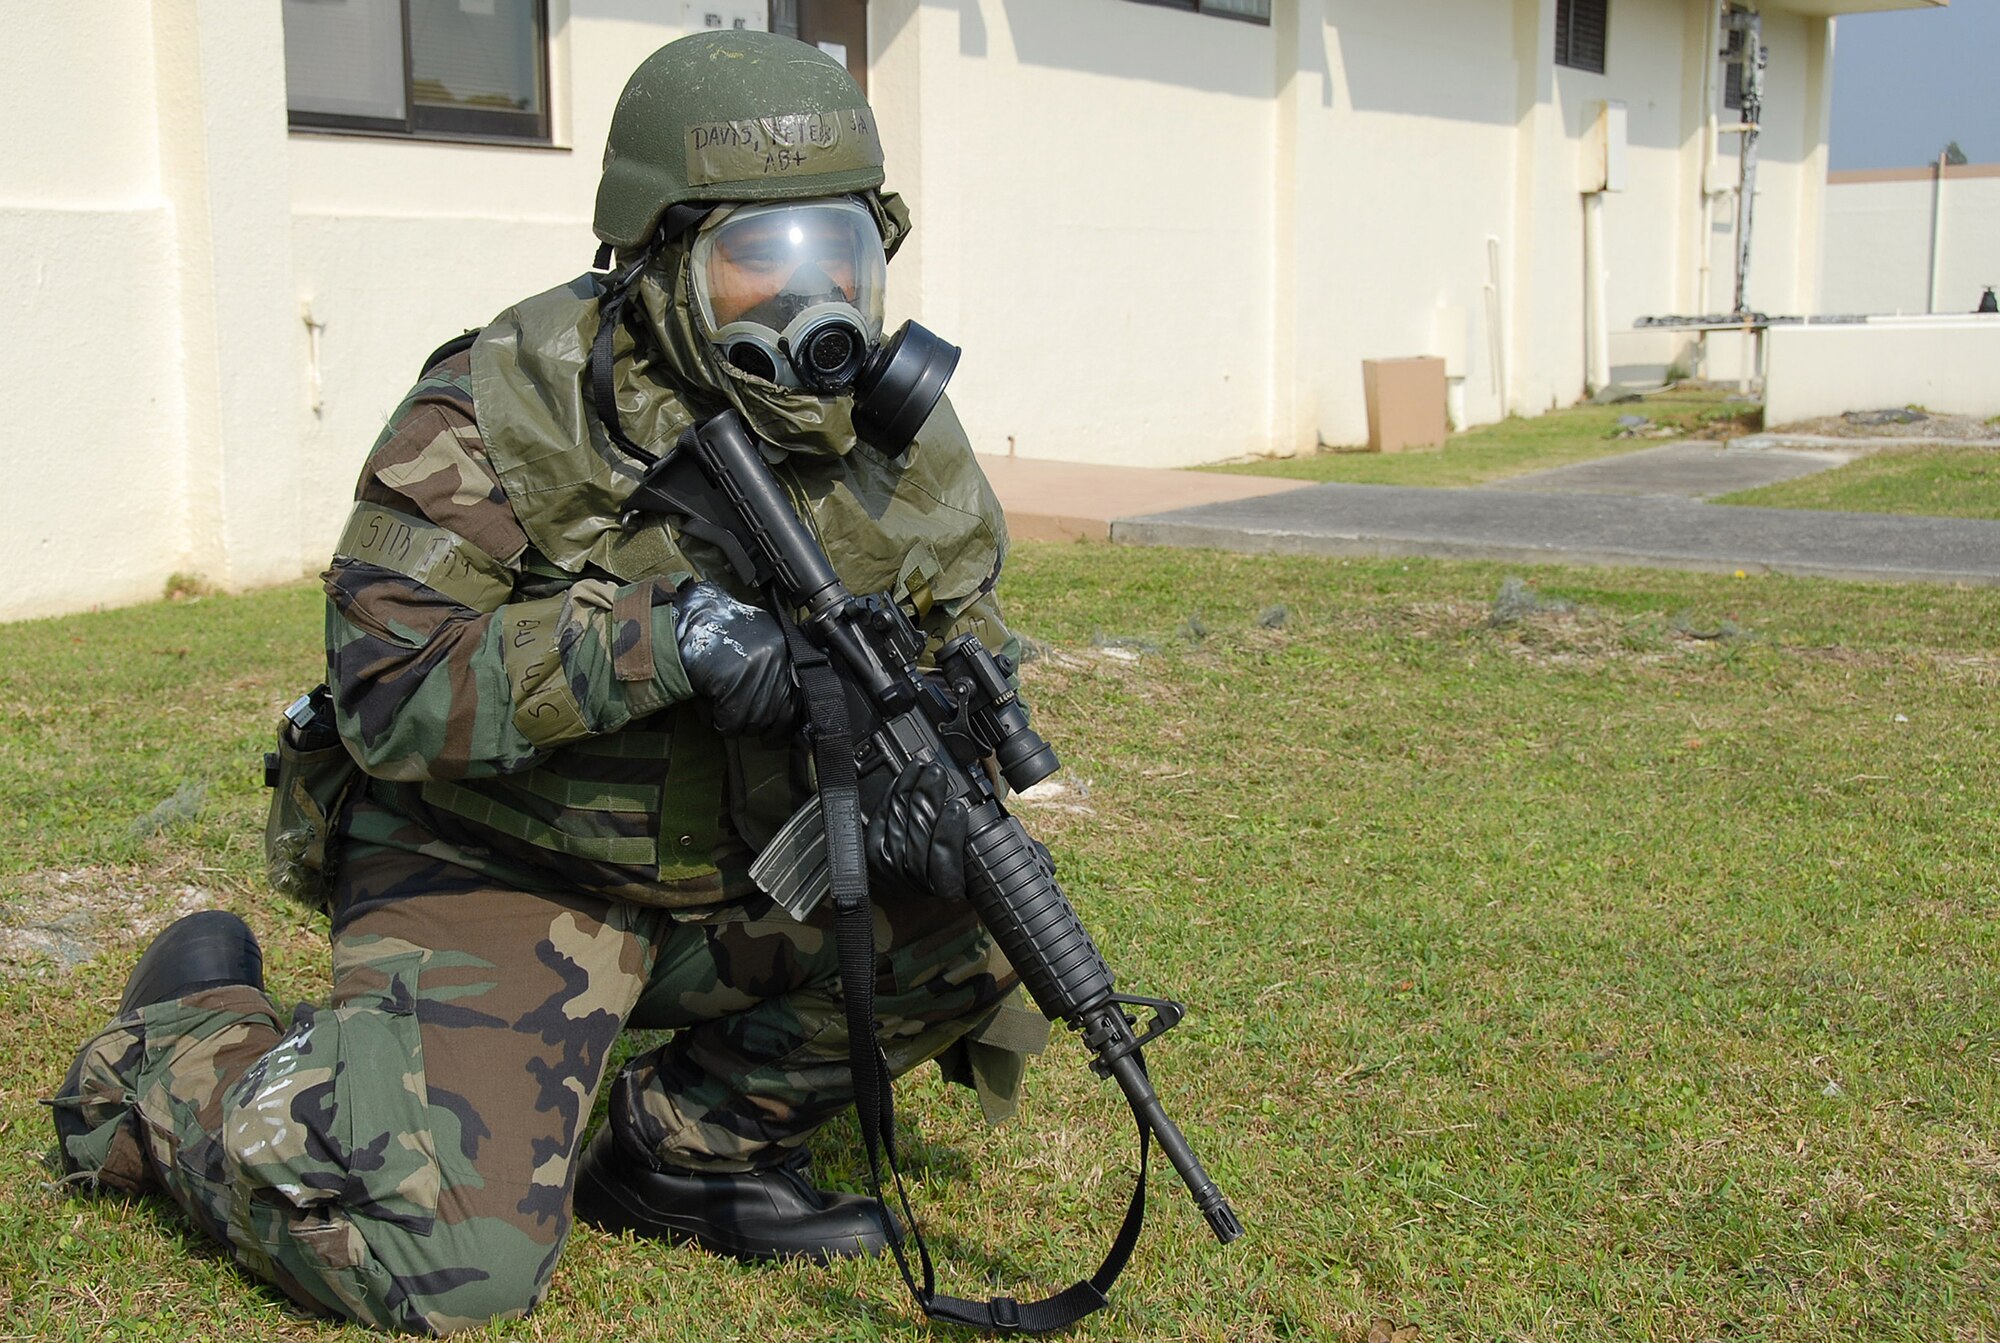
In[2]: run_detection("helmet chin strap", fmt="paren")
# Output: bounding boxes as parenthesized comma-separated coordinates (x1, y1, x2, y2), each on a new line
(588, 204, 713, 466)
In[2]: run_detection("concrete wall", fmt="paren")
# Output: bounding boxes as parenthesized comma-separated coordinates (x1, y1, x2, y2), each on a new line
(0, 3, 307, 622)
(1820, 165, 2000, 316)
(873, 0, 1278, 468)
(0, 14, 184, 620)
(1764, 320, 2000, 424)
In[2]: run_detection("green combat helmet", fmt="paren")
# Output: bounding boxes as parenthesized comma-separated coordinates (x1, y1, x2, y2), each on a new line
(594, 30, 886, 250)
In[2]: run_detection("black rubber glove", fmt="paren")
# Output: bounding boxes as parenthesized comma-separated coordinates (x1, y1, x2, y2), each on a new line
(671, 581, 800, 739)
(862, 758, 971, 902)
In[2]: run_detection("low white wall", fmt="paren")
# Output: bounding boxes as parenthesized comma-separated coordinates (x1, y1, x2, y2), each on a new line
(1763, 320, 2000, 425)
(1608, 328, 1700, 384)
(1821, 167, 2000, 317)
(1696, 327, 1763, 386)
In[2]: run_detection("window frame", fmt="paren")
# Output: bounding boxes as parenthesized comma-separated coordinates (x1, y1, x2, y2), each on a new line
(1554, 0, 1609, 76)
(1125, 0, 1272, 26)
(286, 0, 553, 147)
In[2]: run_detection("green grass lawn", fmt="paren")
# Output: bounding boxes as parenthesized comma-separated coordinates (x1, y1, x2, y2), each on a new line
(1716, 445, 2000, 520)
(1205, 390, 1761, 489)
(4, 547, 1998, 1342)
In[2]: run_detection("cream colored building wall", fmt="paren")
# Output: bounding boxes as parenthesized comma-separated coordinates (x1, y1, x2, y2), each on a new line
(289, 4, 690, 563)
(889, 0, 1840, 457)
(872, 0, 1278, 468)
(1584, 0, 1692, 328)
(1717, 8, 1827, 317)
(0, 2, 307, 623)
(0, 11, 185, 620)
(1820, 168, 2000, 315)
(1292, 0, 1840, 435)
(155, 3, 312, 601)
(1296, 0, 1525, 442)
(1602, 6, 1833, 380)
(1505, 0, 1581, 416)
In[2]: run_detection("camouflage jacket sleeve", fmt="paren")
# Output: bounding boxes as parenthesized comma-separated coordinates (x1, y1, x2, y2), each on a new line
(323, 354, 694, 782)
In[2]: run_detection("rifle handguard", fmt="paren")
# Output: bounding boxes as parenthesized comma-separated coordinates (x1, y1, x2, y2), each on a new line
(962, 805, 1243, 1246)
(962, 807, 1114, 1019)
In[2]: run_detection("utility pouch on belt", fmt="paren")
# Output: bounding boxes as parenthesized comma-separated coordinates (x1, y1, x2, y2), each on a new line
(262, 685, 361, 907)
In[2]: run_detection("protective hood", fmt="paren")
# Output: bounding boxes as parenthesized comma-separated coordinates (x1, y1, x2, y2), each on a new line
(465, 189, 1003, 610)
(470, 271, 697, 584)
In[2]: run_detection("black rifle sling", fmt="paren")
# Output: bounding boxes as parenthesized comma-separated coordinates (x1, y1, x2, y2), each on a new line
(774, 608, 1151, 1335)
(590, 250, 662, 467)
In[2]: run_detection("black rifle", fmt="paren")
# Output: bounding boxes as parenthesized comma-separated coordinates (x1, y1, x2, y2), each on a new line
(627, 409, 1241, 1330)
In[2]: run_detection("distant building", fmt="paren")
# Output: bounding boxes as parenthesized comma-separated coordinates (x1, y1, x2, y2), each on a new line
(0, 0, 1942, 621)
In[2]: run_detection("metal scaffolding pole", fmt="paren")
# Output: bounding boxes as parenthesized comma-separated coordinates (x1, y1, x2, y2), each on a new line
(1726, 5, 1767, 318)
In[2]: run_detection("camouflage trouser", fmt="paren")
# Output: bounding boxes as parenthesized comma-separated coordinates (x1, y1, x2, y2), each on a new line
(52, 846, 1042, 1334)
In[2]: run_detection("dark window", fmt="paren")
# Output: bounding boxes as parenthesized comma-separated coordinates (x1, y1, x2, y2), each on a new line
(283, 0, 550, 144)
(1126, 0, 1272, 24)
(1554, 0, 1608, 74)
(1722, 26, 1745, 112)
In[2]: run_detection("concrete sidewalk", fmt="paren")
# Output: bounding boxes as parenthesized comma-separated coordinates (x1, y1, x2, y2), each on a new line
(980, 448, 2000, 587)
(1484, 440, 1859, 499)
(975, 454, 1311, 542)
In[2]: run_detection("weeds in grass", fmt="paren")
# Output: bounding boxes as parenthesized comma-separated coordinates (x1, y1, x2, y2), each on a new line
(128, 781, 208, 838)
(1488, 576, 1577, 626)
(162, 572, 219, 602)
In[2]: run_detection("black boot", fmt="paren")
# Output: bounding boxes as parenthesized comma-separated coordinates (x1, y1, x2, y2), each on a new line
(571, 1126, 896, 1263)
(117, 910, 264, 1013)
(52, 911, 265, 1179)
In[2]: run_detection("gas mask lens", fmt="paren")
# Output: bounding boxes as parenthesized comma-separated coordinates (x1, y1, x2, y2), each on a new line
(692, 199, 888, 393)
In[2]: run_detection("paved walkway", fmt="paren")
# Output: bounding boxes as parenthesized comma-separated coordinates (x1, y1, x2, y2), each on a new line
(1484, 440, 1858, 499)
(979, 443, 2000, 587)
(974, 454, 1308, 542)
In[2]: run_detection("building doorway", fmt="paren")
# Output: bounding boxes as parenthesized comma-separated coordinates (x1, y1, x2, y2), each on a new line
(771, 0, 867, 97)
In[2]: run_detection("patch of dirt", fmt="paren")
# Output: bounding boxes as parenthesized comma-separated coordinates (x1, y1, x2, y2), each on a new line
(1011, 774, 1096, 817)
(1771, 409, 2000, 444)
(0, 866, 217, 977)
(1942, 654, 2000, 689)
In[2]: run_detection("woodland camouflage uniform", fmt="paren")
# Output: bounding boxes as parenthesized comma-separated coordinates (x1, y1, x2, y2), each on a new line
(51, 32, 1048, 1332)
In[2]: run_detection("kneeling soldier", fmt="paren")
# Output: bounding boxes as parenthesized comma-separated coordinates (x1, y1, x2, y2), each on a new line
(50, 31, 1044, 1333)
